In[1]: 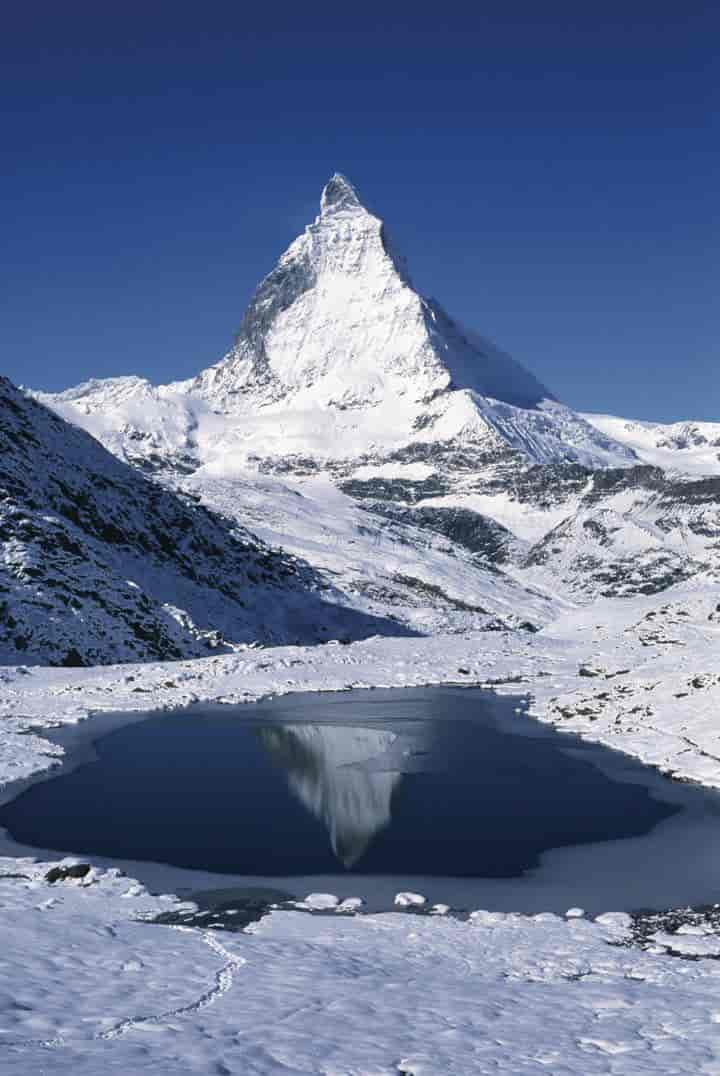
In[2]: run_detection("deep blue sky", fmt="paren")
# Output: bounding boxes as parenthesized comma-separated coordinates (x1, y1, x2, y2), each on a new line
(3, 2, 718, 421)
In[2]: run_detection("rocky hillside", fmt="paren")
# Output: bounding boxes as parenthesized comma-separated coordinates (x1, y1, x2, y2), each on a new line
(348, 460, 720, 601)
(0, 378, 406, 666)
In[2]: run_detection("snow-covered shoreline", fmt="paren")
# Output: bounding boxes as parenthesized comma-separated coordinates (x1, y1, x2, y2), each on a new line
(2, 581, 719, 794)
(2, 583, 720, 1073)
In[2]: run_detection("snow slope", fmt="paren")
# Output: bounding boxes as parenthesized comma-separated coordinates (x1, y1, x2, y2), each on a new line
(517, 466, 720, 599)
(181, 469, 558, 634)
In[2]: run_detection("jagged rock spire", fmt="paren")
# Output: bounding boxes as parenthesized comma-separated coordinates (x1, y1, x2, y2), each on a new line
(320, 173, 364, 215)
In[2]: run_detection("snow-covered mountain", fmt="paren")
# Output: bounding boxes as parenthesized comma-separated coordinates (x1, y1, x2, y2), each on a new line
(582, 413, 720, 477)
(0, 377, 411, 666)
(342, 461, 720, 601)
(31, 174, 718, 626)
(37, 174, 633, 476)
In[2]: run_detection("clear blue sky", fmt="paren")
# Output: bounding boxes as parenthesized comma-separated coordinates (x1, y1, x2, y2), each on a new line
(3, 2, 718, 421)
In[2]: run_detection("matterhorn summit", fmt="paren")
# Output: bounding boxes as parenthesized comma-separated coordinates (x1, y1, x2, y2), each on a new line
(40, 173, 634, 474)
(192, 172, 557, 423)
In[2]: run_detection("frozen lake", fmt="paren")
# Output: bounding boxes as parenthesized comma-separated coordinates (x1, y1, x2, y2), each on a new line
(3, 687, 720, 914)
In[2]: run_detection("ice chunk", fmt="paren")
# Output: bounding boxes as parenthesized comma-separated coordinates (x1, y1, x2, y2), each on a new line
(302, 893, 340, 910)
(395, 892, 426, 907)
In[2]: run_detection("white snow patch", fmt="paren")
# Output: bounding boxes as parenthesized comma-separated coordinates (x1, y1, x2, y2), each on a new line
(395, 891, 427, 907)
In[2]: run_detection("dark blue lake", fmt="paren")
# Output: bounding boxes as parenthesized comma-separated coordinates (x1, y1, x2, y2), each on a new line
(2, 688, 720, 913)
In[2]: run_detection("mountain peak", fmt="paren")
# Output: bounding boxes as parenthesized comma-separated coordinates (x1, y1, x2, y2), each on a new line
(320, 173, 364, 216)
(49, 175, 635, 472)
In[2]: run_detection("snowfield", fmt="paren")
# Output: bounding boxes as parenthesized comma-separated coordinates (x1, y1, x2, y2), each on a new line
(3, 864, 720, 1075)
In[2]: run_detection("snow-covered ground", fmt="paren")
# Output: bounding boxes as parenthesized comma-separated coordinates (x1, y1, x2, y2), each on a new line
(583, 412, 720, 476)
(180, 469, 559, 633)
(4, 862, 720, 1075)
(1, 583, 720, 1072)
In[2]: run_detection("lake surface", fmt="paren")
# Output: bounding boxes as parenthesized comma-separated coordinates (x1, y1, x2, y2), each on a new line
(3, 687, 720, 913)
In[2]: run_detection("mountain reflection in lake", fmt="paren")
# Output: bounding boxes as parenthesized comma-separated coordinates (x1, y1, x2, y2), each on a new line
(0, 686, 696, 895)
(257, 724, 403, 867)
